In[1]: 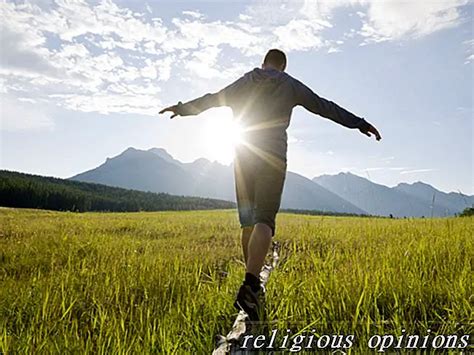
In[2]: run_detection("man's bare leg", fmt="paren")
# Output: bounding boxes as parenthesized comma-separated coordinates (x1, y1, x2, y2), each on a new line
(246, 223, 272, 277)
(241, 226, 254, 264)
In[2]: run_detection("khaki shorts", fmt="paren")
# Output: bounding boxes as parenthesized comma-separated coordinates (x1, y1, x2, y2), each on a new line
(233, 146, 287, 236)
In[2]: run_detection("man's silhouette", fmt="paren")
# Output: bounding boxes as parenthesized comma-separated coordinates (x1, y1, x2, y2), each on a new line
(160, 49, 381, 321)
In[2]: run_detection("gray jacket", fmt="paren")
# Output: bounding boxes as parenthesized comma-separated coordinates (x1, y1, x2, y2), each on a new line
(175, 67, 370, 159)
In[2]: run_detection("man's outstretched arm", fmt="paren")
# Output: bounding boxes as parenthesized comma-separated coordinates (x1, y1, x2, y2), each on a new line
(159, 73, 249, 119)
(159, 93, 221, 118)
(293, 79, 381, 140)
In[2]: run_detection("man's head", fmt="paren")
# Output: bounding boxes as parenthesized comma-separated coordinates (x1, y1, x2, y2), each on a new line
(262, 49, 287, 72)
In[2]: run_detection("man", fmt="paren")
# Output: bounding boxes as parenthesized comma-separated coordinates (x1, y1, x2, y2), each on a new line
(160, 49, 381, 321)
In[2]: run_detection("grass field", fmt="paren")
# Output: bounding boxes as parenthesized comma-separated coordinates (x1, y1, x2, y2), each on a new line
(0, 208, 472, 353)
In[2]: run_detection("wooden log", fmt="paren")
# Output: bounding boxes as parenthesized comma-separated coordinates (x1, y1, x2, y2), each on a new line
(212, 241, 281, 354)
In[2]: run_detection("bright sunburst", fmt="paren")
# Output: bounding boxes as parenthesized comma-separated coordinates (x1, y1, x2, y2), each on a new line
(202, 110, 244, 164)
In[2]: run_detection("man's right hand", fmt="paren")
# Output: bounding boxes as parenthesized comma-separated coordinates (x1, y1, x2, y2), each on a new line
(360, 123, 382, 141)
(159, 105, 179, 119)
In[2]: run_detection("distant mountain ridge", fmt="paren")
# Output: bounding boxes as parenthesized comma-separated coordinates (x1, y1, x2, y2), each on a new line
(394, 181, 471, 213)
(71, 147, 366, 215)
(314, 172, 473, 217)
(71, 147, 473, 217)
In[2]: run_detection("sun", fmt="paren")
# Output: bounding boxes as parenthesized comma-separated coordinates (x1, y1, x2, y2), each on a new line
(202, 110, 244, 164)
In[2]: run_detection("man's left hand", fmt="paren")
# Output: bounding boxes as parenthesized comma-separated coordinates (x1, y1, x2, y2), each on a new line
(360, 123, 382, 141)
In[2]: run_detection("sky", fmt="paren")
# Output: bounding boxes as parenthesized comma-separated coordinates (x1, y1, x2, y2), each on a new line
(0, 0, 473, 194)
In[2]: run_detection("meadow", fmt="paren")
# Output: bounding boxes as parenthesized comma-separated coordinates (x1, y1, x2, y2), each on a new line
(0, 208, 472, 353)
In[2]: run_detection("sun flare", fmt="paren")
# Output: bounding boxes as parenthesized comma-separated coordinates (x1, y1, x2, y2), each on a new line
(202, 111, 244, 164)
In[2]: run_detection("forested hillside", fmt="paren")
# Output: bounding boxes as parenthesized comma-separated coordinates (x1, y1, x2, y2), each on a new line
(0, 170, 235, 212)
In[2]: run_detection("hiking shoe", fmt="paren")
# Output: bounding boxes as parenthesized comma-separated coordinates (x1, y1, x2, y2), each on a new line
(233, 284, 265, 322)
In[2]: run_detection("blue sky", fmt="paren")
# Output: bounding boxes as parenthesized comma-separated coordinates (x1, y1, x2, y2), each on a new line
(0, 0, 472, 194)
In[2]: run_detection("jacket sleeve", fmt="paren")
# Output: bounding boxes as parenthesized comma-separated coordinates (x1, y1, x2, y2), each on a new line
(175, 73, 249, 116)
(293, 79, 370, 131)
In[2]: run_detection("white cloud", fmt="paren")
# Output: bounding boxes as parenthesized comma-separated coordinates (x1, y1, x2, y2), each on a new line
(50, 92, 161, 116)
(464, 39, 474, 64)
(140, 59, 158, 79)
(242, 0, 468, 52)
(400, 169, 437, 175)
(242, 1, 331, 52)
(244, 0, 303, 27)
(0, 0, 469, 117)
(0, 95, 53, 131)
(365, 167, 386, 172)
(239, 14, 252, 21)
(299, 0, 469, 43)
(0, 0, 176, 115)
(274, 19, 326, 51)
(0, 24, 59, 78)
(168, 17, 264, 55)
(145, 4, 152, 14)
(58, 43, 90, 59)
(0, 78, 6, 93)
(0, 0, 274, 116)
(155, 57, 173, 81)
(182, 10, 204, 19)
(327, 47, 342, 54)
(359, 0, 469, 43)
(185, 46, 223, 79)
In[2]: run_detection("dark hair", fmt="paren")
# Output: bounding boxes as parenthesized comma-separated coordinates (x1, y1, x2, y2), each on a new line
(263, 49, 287, 71)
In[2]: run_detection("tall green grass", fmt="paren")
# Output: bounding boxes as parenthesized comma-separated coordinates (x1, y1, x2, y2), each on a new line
(0, 208, 472, 353)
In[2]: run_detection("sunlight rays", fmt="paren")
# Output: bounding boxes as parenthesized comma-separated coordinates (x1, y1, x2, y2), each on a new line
(202, 112, 244, 164)
(202, 102, 287, 171)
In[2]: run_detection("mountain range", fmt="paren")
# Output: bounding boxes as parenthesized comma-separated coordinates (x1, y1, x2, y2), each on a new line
(71, 147, 473, 217)
(314, 173, 472, 217)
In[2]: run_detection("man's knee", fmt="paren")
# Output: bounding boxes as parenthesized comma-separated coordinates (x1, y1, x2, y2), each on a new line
(254, 222, 274, 237)
(253, 210, 277, 237)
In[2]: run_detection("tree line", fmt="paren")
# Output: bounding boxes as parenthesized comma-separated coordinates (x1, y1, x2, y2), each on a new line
(0, 170, 236, 212)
